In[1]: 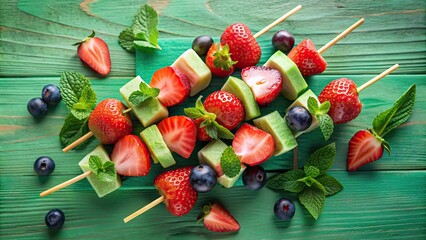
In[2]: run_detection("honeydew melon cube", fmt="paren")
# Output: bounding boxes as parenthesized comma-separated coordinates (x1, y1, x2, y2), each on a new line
(78, 145, 121, 198)
(120, 76, 168, 127)
(140, 125, 176, 168)
(286, 89, 320, 137)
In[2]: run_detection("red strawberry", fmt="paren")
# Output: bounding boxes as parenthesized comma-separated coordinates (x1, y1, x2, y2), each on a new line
(287, 38, 327, 77)
(199, 203, 240, 233)
(232, 123, 275, 166)
(88, 98, 133, 144)
(205, 43, 236, 77)
(241, 66, 283, 106)
(194, 118, 212, 142)
(153, 166, 198, 216)
(318, 78, 362, 124)
(347, 129, 388, 171)
(157, 116, 197, 158)
(111, 134, 151, 176)
(220, 23, 261, 69)
(149, 66, 191, 107)
(74, 31, 111, 76)
(203, 90, 244, 130)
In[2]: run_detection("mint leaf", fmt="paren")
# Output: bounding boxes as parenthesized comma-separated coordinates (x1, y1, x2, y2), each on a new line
(60, 71, 91, 110)
(318, 101, 331, 115)
(307, 97, 334, 140)
(71, 86, 97, 120)
(316, 174, 343, 196)
(59, 113, 92, 148)
(220, 146, 241, 178)
(297, 176, 326, 193)
(89, 156, 116, 183)
(129, 82, 159, 105)
(267, 169, 306, 192)
(304, 166, 320, 178)
(134, 40, 160, 50)
(118, 28, 135, 52)
(298, 187, 325, 219)
(89, 155, 103, 175)
(373, 84, 416, 137)
(305, 142, 336, 174)
(307, 96, 319, 114)
(318, 114, 334, 141)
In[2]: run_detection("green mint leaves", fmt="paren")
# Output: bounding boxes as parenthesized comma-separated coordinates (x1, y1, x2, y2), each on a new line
(220, 146, 241, 178)
(307, 97, 334, 140)
(119, 4, 161, 52)
(59, 71, 97, 148)
(88, 155, 117, 183)
(184, 96, 234, 140)
(129, 81, 160, 106)
(267, 143, 343, 219)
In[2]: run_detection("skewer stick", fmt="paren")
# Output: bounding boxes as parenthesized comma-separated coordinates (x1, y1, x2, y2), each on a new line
(253, 5, 303, 39)
(63, 131, 94, 153)
(40, 171, 92, 197)
(292, 147, 298, 170)
(317, 18, 365, 55)
(357, 64, 399, 92)
(123, 195, 165, 223)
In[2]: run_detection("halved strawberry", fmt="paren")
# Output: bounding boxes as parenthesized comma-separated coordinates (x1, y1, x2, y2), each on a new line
(232, 123, 275, 166)
(157, 116, 197, 158)
(149, 66, 191, 107)
(111, 134, 151, 176)
(287, 38, 327, 77)
(347, 129, 389, 171)
(75, 31, 111, 76)
(241, 66, 283, 106)
(198, 203, 240, 232)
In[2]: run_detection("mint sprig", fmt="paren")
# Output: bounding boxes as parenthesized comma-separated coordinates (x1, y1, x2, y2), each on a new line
(307, 97, 334, 140)
(88, 155, 117, 183)
(220, 146, 241, 178)
(59, 113, 91, 148)
(184, 96, 234, 140)
(128, 81, 160, 105)
(119, 4, 161, 52)
(267, 143, 343, 219)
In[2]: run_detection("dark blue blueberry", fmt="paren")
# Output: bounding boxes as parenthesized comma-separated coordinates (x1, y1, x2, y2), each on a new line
(274, 198, 295, 221)
(285, 106, 313, 132)
(45, 209, 65, 230)
(42, 84, 61, 105)
(242, 165, 267, 190)
(272, 30, 295, 53)
(192, 35, 214, 56)
(34, 156, 55, 176)
(189, 165, 217, 193)
(27, 97, 48, 117)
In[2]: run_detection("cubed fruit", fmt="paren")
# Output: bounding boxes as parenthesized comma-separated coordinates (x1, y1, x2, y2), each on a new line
(78, 145, 121, 198)
(198, 139, 246, 188)
(253, 111, 297, 156)
(171, 49, 212, 96)
(120, 76, 168, 127)
(264, 50, 308, 100)
(221, 76, 261, 120)
(140, 125, 176, 168)
(286, 89, 320, 137)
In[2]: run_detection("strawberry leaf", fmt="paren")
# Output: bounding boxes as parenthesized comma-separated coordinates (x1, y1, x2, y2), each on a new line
(214, 122, 234, 139)
(298, 187, 325, 220)
(205, 124, 218, 139)
(220, 146, 241, 178)
(316, 174, 343, 196)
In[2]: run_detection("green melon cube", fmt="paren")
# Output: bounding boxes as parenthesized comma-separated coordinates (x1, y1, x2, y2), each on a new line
(78, 145, 121, 198)
(140, 125, 176, 168)
(286, 89, 320, 137)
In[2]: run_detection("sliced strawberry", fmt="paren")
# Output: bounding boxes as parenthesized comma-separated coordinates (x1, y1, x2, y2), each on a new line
(193, 118, 212, 142)
(157, 116, 197, 158)
(75, 31, 111, 76)
(111, 134, 151, 176)
(347, 129, 387, 171)
(287, 38, 327, 77)
(232, 123, 275, 166)
(199, 203, 240, 233)
(149, 66, 191, 107)
(241, 66, 283, 106)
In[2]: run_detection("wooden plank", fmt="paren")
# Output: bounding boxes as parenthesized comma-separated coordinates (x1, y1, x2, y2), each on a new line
(0, 171, 425, 239)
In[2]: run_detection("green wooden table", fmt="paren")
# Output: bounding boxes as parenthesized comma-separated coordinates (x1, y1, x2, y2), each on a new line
(1, 0, 425, 239)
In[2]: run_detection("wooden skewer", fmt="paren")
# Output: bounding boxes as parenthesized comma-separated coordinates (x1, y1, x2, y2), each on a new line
(253, 5, 302, 39)
(62, 131, 94, 153)
(357, 64, 400, 92)
(40, 171, 92, 197)
(317, 18, 365, 55)
(123, 195, 165, 223)
(292, 147, 298, 170)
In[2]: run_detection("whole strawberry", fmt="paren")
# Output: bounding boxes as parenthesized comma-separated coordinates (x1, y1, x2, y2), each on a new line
(205, 43, 236, 77)
(204, 90, 245, 130)
(318, 78, 362, 124)
(88, 98, 133, 144)
(154, 166, 198, 216)
(220, 23, 261, 69)
(287, 38, 327, 77)
(74, 31, 111, 76)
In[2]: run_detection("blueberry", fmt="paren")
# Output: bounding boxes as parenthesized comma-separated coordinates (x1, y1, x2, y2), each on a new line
(27, 97, 48, 117)
(274, 198, 295, 221)
(192, 35, 214, 56)
(189, 165, 217, 193)
(285, 106, 313, 132)
(272, 30, 295, 53)
(42, 84, 61, 105)
(45, 209, 65, 230)
(242, 165, 267, 190)
(34, 156, 55, 176)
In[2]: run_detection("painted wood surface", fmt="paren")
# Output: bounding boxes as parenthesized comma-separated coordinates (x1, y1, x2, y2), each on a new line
(0, 0, 425, 239)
